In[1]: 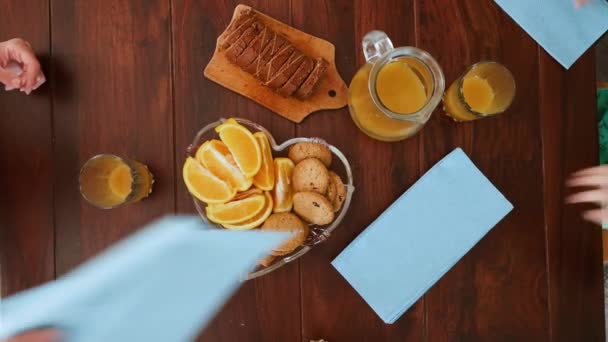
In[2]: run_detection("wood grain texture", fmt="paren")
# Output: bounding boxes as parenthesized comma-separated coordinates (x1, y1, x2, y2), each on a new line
(204, 4, 348, 123)
(603, 231, 608, 261)
(51, 0, 175, 274)
(540, 49, 605, 342)
(418, 1, 550, 340)
(172, 1, 301, 341)
(296, 0, 425, 341)
(0, 0, 603, 341)
(0, 0, 54, 296)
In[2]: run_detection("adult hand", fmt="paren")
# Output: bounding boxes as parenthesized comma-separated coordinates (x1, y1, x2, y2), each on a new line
(566, 165, 608, 225)
(6, 329, 60, 342)
(575, 0, 590, 7)
(0, 38, 45, 94)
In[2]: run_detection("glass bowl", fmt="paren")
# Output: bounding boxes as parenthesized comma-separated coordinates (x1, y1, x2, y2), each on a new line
(187, 118, 355, 280)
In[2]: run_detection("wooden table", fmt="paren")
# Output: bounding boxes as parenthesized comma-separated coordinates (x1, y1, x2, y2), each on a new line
(1, 0, 604, 341)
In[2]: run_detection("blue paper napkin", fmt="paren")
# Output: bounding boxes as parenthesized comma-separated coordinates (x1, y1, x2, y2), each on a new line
(332, 148, 513, 324)
(493, 0, 608, 69)
(0, 216, 288, 341)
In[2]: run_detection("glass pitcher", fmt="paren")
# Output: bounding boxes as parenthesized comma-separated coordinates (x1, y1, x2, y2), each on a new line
(348, 31, 445, 142)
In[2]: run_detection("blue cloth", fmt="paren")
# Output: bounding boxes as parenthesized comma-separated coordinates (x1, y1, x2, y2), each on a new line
(493, 0, 608, 69)
(0, 217, 288, 341)
(332, 148, 513, 324)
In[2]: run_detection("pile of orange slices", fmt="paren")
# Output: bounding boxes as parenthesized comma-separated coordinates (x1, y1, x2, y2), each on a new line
(183, 118, 292, 230)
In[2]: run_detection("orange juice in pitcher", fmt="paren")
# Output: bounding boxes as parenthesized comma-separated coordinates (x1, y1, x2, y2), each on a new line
(348, 31, 444, 142)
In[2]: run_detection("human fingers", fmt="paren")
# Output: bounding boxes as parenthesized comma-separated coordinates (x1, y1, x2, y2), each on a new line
(566, 188, 608, 204)
(567, 174, 608, 188)
(5, 38, 43, 94)
(581, 208, 607, 226)
(7, 329, 61, 342)
(571, 165, 608, 177)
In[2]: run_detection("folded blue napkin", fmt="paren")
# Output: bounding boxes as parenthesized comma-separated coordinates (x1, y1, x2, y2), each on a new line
(0, 216, 288, 341)
(493, 0, 608, 69)
(332, 148, 513, 324)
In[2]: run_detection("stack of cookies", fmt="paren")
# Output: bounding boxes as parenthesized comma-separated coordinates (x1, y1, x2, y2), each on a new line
(260, 141, 347, 266)
(289, 142, 346, 223)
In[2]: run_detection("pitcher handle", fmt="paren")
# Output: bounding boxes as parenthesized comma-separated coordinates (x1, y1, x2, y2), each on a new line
(362, 30, 394, 62)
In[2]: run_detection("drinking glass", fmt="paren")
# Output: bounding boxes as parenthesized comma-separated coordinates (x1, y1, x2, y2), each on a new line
(443, 61, 516, 122)
(79, 154, 154, 209)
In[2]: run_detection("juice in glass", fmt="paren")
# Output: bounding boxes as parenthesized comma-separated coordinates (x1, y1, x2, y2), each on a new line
(443, 61, 516, 121)
(79, 154, 154, 209)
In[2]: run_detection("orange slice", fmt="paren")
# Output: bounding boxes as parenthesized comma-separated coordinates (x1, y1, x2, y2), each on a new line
(206, 193, 266, 224)
(222, 192, 274, 230)
(233, 187, 263, 201)
(183, 157, 236, 204)
(272, 158, 295, 213)
(252, 132, 275, 191)
(195, 139, 252, 191)
(215, 119, 261, 178)
(195, 139, 230, 157)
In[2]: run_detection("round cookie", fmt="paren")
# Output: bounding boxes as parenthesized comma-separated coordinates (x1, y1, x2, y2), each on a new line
(293, 191, 335, 225)
(326, 176, 337, 204)
(261, 213, 309, 256)
(288, 142, 332, 167)
(328, 171, 346, 212)
(258, 255, 275, 268)
(292, 158, 329, 194)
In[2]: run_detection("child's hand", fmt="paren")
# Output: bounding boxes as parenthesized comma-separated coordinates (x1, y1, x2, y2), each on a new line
(575, 0, 590, 7)
(0, 38, 45, 94)
(567, 165, 608, 225)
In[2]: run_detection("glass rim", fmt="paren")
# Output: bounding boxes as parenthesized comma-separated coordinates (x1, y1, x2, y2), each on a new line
(456, 60, 517, 118)
(368, 46, 445, 123)
(79, 153, 138, 209)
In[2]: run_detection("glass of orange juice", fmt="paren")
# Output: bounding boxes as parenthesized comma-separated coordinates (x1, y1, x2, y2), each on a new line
(443, 61, 516, 122)
(79, 154, 154, 209)
(348, 31, 445, 142)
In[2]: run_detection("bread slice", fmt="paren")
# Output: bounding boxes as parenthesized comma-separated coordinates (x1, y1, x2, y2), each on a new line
(258, 43, 294, 83)
(277, 56, 314, 97)
(251, 32, 287, 78)
(225, 22, 261, 62)
(224, 9, 253, 32)
(236, 26, 269, 68)
(265, 51, 304, 89)
(243, 30, 275, 74)
(219, 12, 255, 50)
(295, 58, 328, 99)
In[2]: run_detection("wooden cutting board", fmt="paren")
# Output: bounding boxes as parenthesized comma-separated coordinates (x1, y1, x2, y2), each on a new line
(203, 4, 348, 123)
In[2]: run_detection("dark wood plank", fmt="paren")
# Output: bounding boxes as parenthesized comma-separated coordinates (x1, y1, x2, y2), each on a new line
(418, 1, 549, 340)
(603, 231, 608, 261)
(597, 33, 608, 82)
(171, 1, 300, 340)
(1, 1, 601, 341)
(51, 0, 175, 274)
(0, 0, 54, 296)
(540, 49, 605, 342)
(296, 0, 425, 340)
